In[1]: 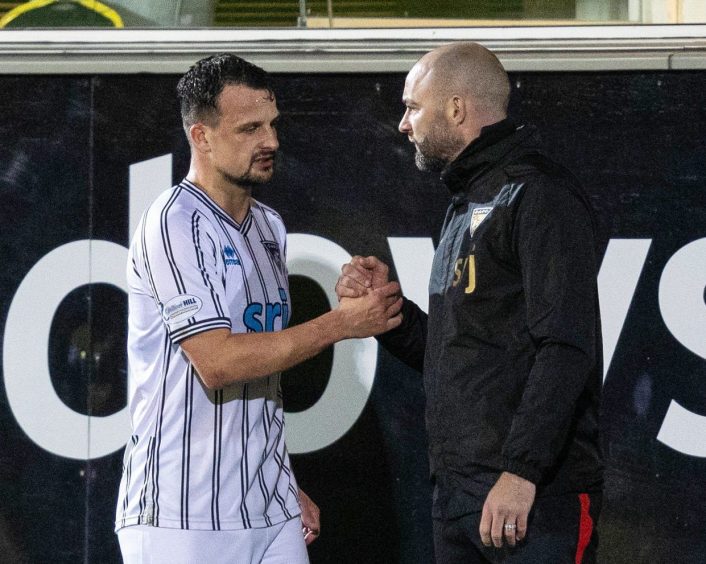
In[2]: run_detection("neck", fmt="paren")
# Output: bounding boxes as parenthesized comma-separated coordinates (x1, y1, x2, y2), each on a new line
(186, 163, 252, 224)
(452, 113, 507, 161)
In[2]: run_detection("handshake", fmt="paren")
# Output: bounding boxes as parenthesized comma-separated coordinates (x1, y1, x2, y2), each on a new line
(333, 255, 403, 339)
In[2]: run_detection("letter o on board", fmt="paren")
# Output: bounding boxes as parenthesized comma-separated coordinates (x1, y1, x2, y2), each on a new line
(285, 234, 378, 454)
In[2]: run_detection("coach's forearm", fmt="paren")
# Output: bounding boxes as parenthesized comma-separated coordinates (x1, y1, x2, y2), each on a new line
(182, 310, 348, 389)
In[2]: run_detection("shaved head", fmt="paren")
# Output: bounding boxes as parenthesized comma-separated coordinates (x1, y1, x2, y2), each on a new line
(421, 42, 510, 118)
(399, 42, 511, 169)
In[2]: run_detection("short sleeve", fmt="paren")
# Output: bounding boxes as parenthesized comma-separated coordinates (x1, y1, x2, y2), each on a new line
(139, 201, 231, 343)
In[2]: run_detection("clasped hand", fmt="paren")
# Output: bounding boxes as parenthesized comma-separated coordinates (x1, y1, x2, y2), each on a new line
(335, 256, 402, 338)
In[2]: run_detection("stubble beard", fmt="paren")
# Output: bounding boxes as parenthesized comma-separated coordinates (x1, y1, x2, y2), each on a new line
(218, 159, 275, 189)
(413, 122, 460, 173)
(414, 149, 447, 172)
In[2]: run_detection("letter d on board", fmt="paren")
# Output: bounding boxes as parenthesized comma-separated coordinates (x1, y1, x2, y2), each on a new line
(3, 241, 131, 460)
(3, 154, 171, 460)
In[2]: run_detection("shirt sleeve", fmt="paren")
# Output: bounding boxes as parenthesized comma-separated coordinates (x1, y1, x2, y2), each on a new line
(501, 174, 600, 484)
(139, 202, 231, 344)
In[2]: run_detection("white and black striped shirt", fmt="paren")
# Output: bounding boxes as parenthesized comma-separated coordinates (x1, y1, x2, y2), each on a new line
(116, 179, 299, 531)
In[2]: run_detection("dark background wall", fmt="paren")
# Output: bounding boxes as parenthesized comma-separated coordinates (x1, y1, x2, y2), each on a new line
(0, 70, 704, 563)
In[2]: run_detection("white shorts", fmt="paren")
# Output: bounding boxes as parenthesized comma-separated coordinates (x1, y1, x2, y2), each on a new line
(117, 517, 309, 564)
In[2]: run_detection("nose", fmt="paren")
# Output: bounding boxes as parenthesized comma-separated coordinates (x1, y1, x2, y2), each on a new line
(399, 109, 411, 134)
(263, 125, 279, 151)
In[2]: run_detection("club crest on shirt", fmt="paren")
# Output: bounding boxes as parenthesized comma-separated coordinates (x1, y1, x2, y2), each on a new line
(262, 240, 285, 272)
(470, 206, 493, 237)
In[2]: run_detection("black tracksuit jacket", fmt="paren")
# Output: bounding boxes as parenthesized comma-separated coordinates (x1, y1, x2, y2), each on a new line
(379, 120, 603, 518)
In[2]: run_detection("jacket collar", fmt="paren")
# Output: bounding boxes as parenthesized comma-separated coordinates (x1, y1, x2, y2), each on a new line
(441, 119, 535, 194)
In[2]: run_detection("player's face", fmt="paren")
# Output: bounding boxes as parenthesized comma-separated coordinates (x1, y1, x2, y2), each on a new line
(207, 84, 280, 188)
(399, 63, 459, 172)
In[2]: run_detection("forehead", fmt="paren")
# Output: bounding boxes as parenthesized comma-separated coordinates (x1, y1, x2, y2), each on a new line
(216, 83, 278, 122)
(403, 61, 434, 102)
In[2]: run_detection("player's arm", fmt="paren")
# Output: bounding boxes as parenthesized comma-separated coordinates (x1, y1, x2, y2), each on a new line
(181, 281, 403, 389)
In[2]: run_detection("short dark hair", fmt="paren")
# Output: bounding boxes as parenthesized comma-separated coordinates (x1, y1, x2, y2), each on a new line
(176, 53, 273, 130)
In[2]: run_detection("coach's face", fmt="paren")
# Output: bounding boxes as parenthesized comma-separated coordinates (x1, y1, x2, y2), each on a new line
(398, 60, 459, 172)
(206, 83, 280, 188)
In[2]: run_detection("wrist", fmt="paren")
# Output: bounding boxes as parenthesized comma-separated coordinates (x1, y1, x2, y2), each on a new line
(315, 309, 349, 344)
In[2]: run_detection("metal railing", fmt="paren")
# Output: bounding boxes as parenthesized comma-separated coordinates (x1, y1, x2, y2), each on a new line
(1, 25, 706, 73)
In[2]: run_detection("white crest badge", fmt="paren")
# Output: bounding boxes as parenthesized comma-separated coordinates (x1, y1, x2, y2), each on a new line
(470, 207, 493, 237)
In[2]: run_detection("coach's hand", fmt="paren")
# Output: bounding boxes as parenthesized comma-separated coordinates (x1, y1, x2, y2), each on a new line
(335, 256, 391, 300)
(480, 472, 536, 548)
(299, 489, 320, 546)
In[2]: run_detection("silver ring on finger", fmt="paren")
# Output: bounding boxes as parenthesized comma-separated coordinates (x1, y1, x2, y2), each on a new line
(504, 523, 517, 531)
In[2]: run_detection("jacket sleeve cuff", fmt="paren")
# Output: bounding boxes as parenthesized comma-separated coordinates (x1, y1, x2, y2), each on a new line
(502, 458, 542, 485)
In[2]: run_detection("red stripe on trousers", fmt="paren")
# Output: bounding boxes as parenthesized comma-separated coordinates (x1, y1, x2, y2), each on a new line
(575, 493, 593, 564)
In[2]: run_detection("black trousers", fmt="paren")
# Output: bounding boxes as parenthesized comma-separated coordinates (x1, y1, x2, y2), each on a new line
(433, 492, 601, 564)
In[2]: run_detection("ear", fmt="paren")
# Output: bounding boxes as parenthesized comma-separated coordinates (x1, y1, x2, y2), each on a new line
(189, 123, 210, 153)
(448, 95, 466, 125)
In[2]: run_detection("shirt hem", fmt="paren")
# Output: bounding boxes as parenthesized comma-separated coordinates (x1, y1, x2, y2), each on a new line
(115, 505, 301, 533)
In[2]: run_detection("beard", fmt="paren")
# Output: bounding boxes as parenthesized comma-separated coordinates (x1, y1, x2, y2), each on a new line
(218, 153, 276, 188)
(414, 149, 447, 172)
(412, 121, 460, 172)
(220, 168, 271, 189)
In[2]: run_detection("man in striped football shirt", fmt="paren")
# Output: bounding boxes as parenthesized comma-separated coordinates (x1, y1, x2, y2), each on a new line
(115, 53, 403, 563)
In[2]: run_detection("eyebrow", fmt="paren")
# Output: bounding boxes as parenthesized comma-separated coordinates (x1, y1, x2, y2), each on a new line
(235, 114, 280, 131)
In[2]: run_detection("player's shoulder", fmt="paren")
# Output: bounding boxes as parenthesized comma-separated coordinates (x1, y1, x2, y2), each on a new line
(139, 183, 223, 249)
(144, 183, 209, 225)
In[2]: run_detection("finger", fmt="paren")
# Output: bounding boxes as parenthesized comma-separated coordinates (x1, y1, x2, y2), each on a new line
(504, 519, 518, 547)
(335, 279, 366, 300)
(347, 257, 378, 277)
(337, 268, 373, 293)
(374, 281, 401, 298)
(302, 527, 319, 545)
(356, 255, 386, 271)
(491, 513, 505, 548)
(516, 512, 528, 542)
(341, 264, 373, 288)
(479, 506, 493, 547)
(381, 292, 402, 309)
(387, 297, 404, 317)
(386, 313, 403, 331)
(335, 282, 362, 299)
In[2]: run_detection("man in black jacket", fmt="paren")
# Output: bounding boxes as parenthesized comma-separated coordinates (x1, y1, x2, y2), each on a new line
(336, 42, 603, 563)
